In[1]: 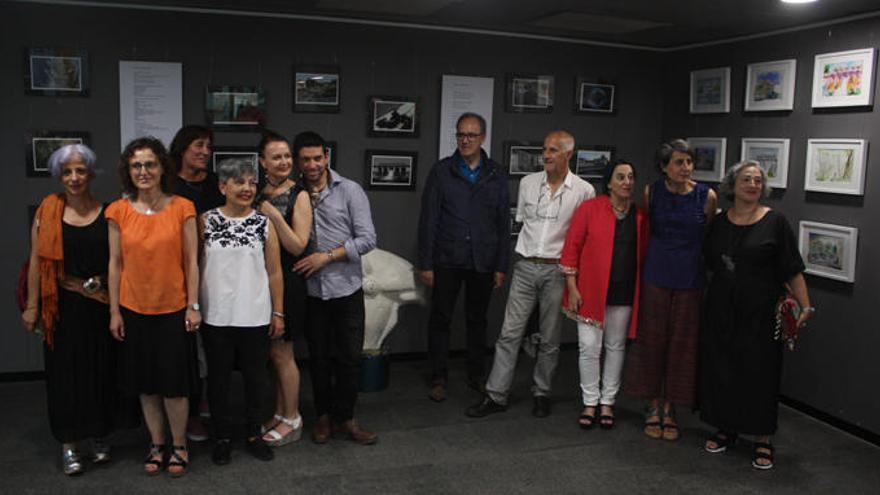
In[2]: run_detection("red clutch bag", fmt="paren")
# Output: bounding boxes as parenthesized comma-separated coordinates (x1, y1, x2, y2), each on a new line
(774, 292, 801, 350)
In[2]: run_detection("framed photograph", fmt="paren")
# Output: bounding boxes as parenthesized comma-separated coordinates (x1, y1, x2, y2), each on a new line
(506, 74, 554, 113)
(509, 207, 523, 237)
(325, 141, 336, 170)
(811, 48, 876, 108)
(799, 221, 858, 283)
(25, 130, 90, 177)
(687, 137, 727, 182)
(24, 47, 89, 97)
(573, 146, 615, 179)
(744, 59, 797, 111)
(690, 67, 731, 114)
(293, 65, 340, 112)
(212, 146, 259, 179)
(368, 96, 419, 137)
(575, 79, 615, 113)
(740, 138, 790, 189)
(804, 138, 868, 195)
(505, 141, 544, 176)
(205, 86, 266, 129)
(365, 150, 417, 191)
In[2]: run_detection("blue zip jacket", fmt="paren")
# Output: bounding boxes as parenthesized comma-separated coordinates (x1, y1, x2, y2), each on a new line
(417, 149, 510, 274)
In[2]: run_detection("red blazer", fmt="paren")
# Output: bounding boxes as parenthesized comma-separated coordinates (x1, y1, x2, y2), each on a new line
(559, 195, 649, 339)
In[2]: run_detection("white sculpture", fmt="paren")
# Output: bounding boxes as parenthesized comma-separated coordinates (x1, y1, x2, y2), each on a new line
(361, 248, 427, 352)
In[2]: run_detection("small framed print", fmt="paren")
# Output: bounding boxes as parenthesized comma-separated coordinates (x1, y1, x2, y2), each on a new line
(205, 86, 266, 129)
(25, 130, 90, 177)
(744, 59, 797, 112)
(506, 74, 554, 113)
(811, 48, 876, 108)
(573, 146, 615, 179)
(804, 138, 868, 195)
(505, 141, 544, 176)
(365, 150, 417, 191)
(740, 138, 790, 189)
(293, 65, 340, 112)
(25, 47, 89, 97)
(575, 79, 615, 113)
(799, 221, 858, 283)
(325, 141, 336, 170)
(368, 96, 419, 137)
(509, 207, 523, 238)
(690, 67, 731, 114)
(687, 137, 727, 182)
(212, 146, 260, 179)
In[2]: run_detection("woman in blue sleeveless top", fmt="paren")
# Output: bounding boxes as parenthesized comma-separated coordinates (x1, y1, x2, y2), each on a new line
(624, 139, 717, 441)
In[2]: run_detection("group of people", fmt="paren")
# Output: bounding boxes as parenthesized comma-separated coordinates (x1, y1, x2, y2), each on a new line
(21, 111, 812, 478)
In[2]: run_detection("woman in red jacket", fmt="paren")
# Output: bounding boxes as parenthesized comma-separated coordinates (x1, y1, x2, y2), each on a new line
(560, 159, 649, 429)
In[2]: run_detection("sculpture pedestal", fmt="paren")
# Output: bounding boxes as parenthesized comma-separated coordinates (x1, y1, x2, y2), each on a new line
(359, 352, 389, 393)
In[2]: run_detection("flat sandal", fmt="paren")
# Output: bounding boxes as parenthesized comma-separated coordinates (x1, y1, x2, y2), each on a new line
(143, 443, 164, 476)
(167, 445, 188, 477)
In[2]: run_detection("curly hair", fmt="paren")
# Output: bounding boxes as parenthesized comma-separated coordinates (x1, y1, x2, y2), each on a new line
(118, 136, 174, 196)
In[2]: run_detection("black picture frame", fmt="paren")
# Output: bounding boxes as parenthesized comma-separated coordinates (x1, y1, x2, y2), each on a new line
(212, 146, 260, 179)
(509, 207, 523, 238)
(293, 65, 340, 113)
(572, 145, 616, 179)
(205, 86, 267, 130)
(575, 78, 615, 114)
(505, 73, 554, 113)
(325, 141, 337, 170)
(25, 130, 90, 178)
(505, 141, 544, 176)
(368, 95, 420, 138)
(24, 47, 89, 97)
(364, 150, 417, 191)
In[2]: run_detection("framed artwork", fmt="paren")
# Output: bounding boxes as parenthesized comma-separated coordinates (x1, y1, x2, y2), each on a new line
(205, 86, 266, 129)
(365, 150, 417, 191)
(798, 221, 858, 283)
(509, 207, 523, 237)
(25, 130, 90, 177)
(811, 48, 876, 108)
(687, 137, 727, 182)
(368, 96, 419, 137)
(325, 141, 336, 170)
(690, 67, 731, 114)
(506, 74, 554, 113)
(212, 146, 259, 178)
(24, 47, 89, 97)
(744, 59, 797, 111)
(573, 146, 615, 179)
(293, 65, 340, 112)
(575, 79, 615, 113)
(505, 141, 544, 176)
(804, 138, 867, 195)
(740, 138, 790, 189)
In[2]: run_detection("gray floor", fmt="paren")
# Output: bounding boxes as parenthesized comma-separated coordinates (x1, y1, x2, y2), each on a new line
(2, 348, 879, 494)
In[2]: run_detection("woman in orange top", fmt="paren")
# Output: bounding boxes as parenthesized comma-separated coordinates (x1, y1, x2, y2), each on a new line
(106, 137, 200, 477)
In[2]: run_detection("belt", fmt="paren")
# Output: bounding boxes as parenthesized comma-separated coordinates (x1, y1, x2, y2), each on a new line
(523, 257, 559, 265)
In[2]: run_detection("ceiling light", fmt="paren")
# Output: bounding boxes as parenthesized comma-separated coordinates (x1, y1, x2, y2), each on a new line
(780, 0, 818, 4)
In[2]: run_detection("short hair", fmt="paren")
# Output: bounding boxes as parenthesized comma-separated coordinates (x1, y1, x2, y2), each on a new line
(719, 160, 770, 201)
(118, 136, 174, 196)
(292, 131, 327, 158)
(602, 158, 636, 195)
(169, 125, 213, 174)
(48, 143, 98, 179)
(216, 157, 258, 183)
(656, 139, 695, 174)
(258, 129, 289, 157)
(456, 112, 486, 135)
(547, 130, 575, 153)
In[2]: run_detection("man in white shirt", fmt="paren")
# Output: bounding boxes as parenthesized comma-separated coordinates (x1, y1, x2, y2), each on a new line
(466, 130, 595, 418)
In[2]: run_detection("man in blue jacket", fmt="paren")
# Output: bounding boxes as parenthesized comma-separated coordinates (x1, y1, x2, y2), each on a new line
(417, 112, 510, 402)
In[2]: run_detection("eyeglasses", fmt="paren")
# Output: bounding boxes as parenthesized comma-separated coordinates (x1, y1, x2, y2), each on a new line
(738, 175, 763, 185)
(455, 132, 483, 141)
(130, 161, 160, 171)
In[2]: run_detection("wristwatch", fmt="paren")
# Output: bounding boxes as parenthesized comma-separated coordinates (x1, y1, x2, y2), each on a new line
(188, 303, 200, 311)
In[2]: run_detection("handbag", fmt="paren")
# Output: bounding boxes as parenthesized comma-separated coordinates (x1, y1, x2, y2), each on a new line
(774, 291, 801, 350)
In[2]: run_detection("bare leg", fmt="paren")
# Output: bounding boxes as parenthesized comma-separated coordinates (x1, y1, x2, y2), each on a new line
(141, 394, 166, 444)
(265, 341, 301, 438)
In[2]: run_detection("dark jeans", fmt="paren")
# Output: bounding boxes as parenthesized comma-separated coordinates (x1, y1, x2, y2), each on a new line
(305, 289, 365, 423)
(427, 266, 494, 383)
(202, 324, 270, 440)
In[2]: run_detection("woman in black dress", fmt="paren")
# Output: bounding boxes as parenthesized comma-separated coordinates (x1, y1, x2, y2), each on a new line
(21, 144, 116, 475)
(700, 160, 814, 470)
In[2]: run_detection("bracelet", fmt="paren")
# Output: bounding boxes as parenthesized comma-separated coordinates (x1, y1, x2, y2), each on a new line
(272, 311, 285, 319)
(802, 306, 817, 314)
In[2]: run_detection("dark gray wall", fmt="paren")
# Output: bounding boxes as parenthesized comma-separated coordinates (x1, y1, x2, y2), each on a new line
(660, 19, 880, 435)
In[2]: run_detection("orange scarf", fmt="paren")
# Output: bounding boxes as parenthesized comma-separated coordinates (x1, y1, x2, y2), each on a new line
(35, 193, 66, 348)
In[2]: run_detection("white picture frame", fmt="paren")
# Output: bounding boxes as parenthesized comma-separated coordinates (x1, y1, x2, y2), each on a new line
(744, 59, 797, 111)
(690, 67, 731, 114)
(741, 138, 791, 189)
(811, 48, 876, 108)
(804, 138, 868, 195)
(798, 221, 858, 283)
(687, 137, 727, 182)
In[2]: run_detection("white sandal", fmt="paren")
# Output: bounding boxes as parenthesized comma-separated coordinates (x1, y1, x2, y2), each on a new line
(263, 415, 302, 447)
(261, 414, 284, 435)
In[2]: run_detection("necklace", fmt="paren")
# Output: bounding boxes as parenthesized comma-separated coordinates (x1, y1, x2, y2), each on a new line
(610, 199, 630, 214)
(265, 176, 289, 188)
(142, 196, 163, 215)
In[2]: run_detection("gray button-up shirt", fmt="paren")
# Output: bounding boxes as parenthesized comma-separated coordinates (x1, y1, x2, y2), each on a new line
(307, 169, 377, 300)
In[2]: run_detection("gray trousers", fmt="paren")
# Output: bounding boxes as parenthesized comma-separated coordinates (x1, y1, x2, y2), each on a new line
(485, 259, 565, 404)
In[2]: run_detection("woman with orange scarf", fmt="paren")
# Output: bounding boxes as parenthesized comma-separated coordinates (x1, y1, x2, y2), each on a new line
(21, 144, 117, 476)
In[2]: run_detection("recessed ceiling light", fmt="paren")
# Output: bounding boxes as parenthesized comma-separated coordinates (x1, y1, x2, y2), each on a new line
(780, 0, 818, 4)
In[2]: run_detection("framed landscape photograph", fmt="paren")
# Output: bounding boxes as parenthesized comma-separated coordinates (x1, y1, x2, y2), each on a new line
(687, 137, 727, 182)
(368, 96, 419, 137)
(505, 141, 544, 176)
(575, 79, 615, 113)
(365, 150, 417, 191)
(740, 138, 790, 189)
(573, 146, 615, 179)
(744, 59, 797, 111)
(804, 138, 867, 195)
(212, 146, 259, 178)
(25, 47, 89, 97)
(798, 221, 858, 283)
(506, 74, 554, 113)
(509, 207, 523, 237)
(811, 48, 876, 108)
(293, 65, 340, 112)
(205, 86, 266, 129)
(690, 67, 731, 114)
(25, 130, 90, 177)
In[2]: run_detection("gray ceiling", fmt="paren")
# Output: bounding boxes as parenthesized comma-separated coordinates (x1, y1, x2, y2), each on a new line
(41, 0, 880, 49)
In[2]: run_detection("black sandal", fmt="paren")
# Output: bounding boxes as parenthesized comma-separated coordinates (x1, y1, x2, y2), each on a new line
(752, 441, 775, 470)
(704, 431, 737, 453)
(578, 406, 597, 430)
(143, 443, 164, 476)
(599, 405, 615, 430)
(167, 445, 188, 477)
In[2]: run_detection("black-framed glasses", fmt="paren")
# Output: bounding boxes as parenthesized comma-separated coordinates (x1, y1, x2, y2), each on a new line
(129, 161, 159, 171)
(455, 132, 484, 141)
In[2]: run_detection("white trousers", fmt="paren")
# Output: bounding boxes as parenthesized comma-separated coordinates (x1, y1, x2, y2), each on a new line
(577, 305, 631, 407)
